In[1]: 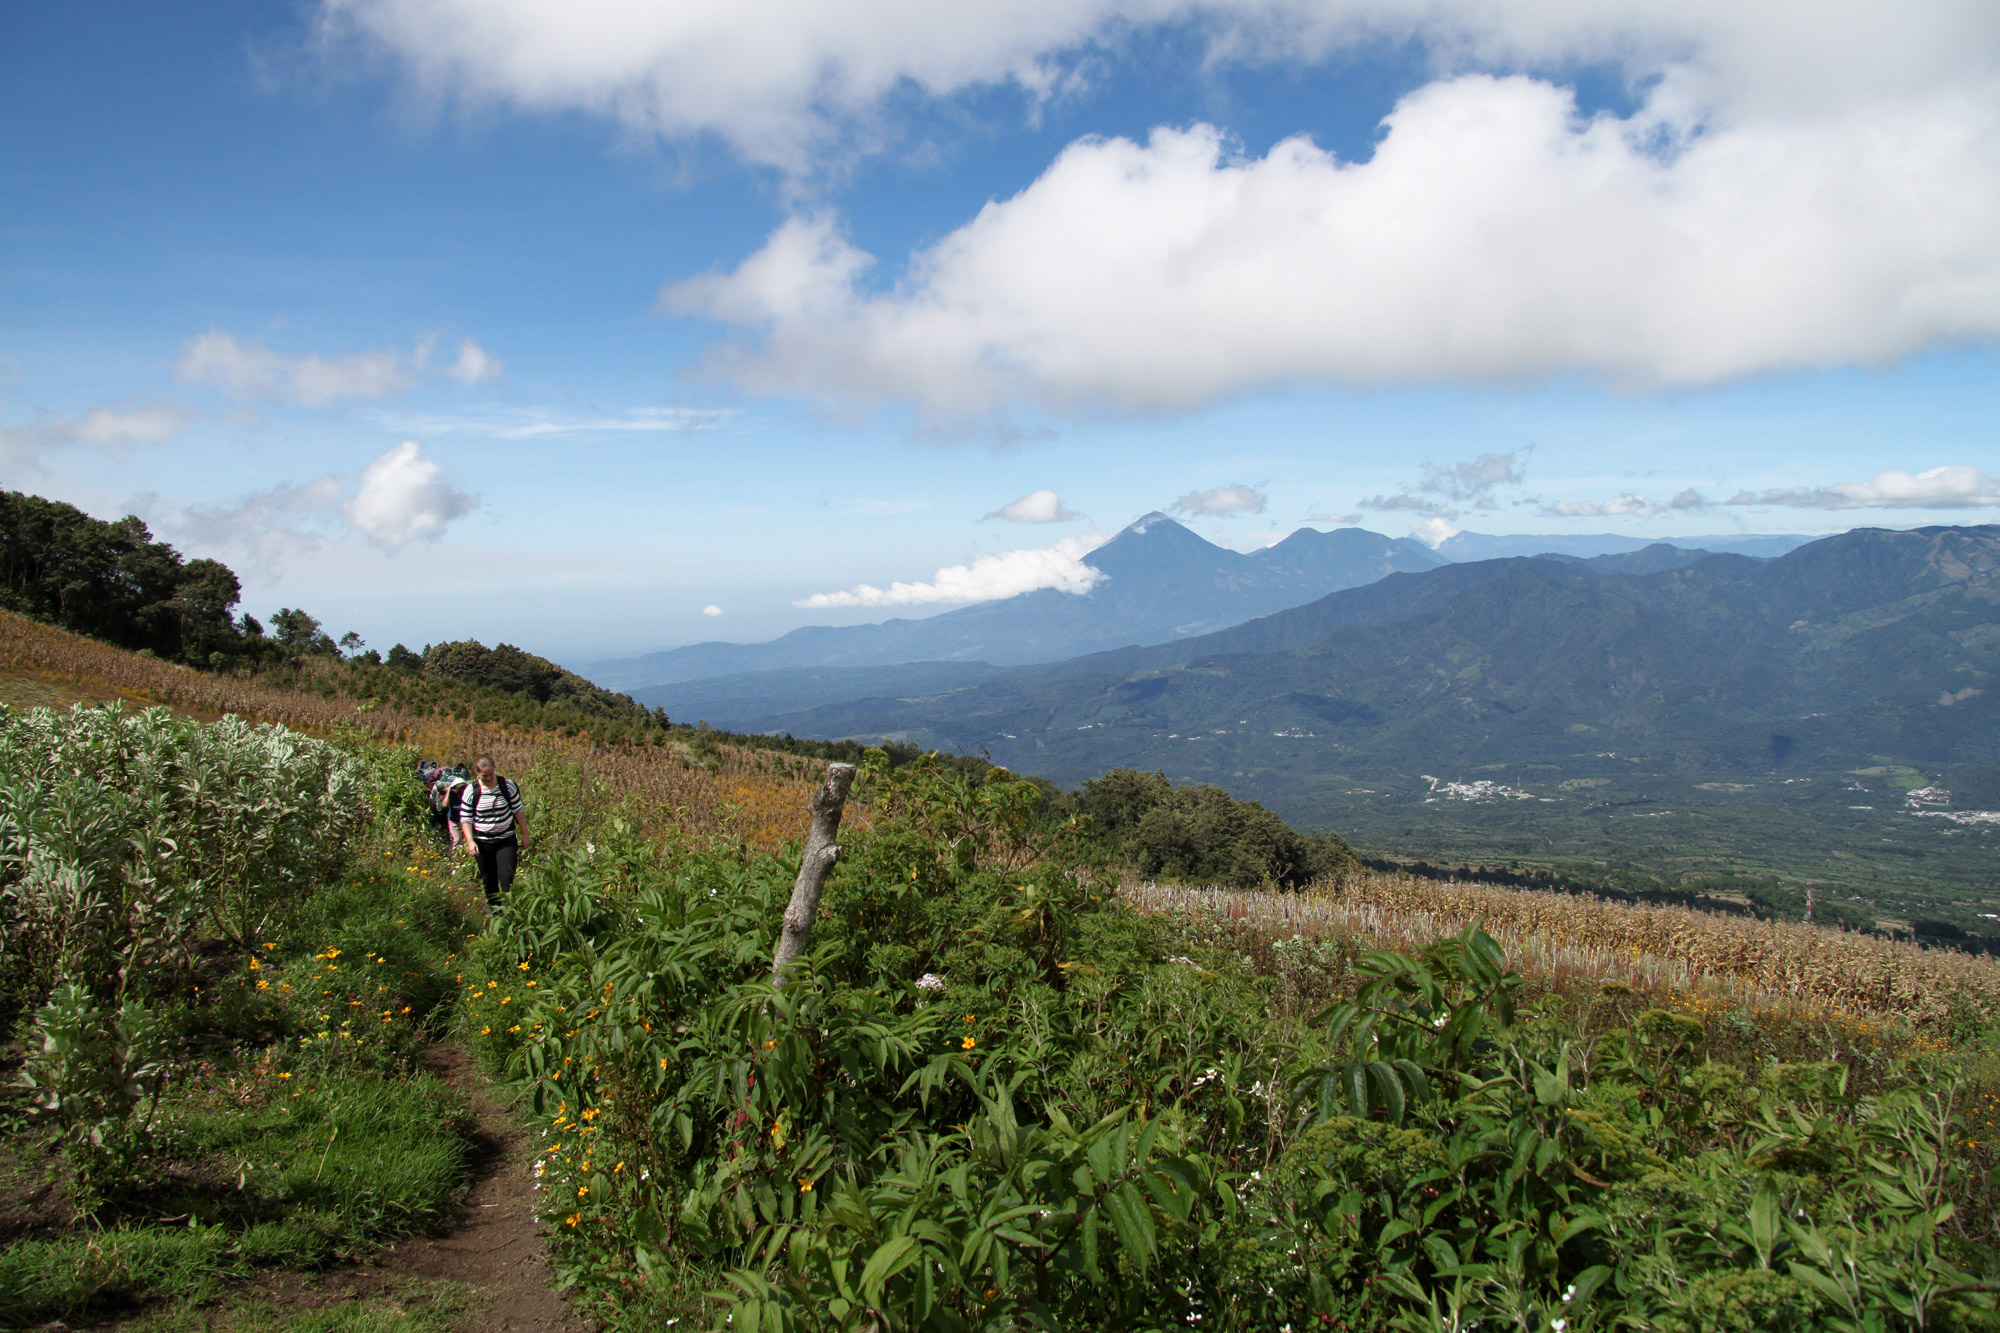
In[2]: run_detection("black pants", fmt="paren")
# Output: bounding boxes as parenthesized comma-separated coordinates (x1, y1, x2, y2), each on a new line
(475, 836, 518, 909)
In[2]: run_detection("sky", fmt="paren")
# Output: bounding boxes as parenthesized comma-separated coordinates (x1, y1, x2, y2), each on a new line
(3, 1, 1998, 664)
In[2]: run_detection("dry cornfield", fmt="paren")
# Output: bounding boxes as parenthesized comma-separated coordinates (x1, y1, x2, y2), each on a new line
(1124, 873, 2000, 1030)
(0, 609, 832, 848)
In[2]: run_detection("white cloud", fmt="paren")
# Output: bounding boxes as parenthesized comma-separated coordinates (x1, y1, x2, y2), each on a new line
(796, 536, 1104, 607)
(1360, 493, 1455, 518)
(987, 488, 1077, 523)
(702, 604, 724, 616)
(1306, 511, 1361, 525)
(154, 440, 477, 570)
(1171, 483, 1265, 516)
(672, 72, 2000, 415)
(0, 399, 195, 473)
(445, 337, 504, 384)
(1412, 516, 1460, 547)
(344, 440, 479, 546)
(1541, 488, 1708, 518)
(318, 0, 2000, 171)
(1422, 450, 1529, 502)
(1728, 466, 2000, 510)
(177, 330, 416, 406)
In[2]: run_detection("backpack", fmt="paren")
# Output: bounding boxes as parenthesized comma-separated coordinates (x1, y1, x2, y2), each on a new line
(431, 772, 468, 812)
(463, 777, 520, 828)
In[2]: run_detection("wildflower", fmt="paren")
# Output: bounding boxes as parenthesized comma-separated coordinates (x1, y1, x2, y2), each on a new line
(799, 1178, 813, 1192)
(565, 1212, 580, 1227)
(256, 979, 270, 991)
(964, 1014, 976, 1023)
(915, 973, 945, 993)
(482, 1026, 492, 1035)
(518, 961, 530, 971)
(278, 1072, 292, 1080)
(248, 955, 262, 971)
(961, 1036, 976, 1050)
(578, 1186, 589, 1197)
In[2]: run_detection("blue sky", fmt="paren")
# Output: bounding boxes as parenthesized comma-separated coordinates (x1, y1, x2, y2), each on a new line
(4, 1, 1998, 663)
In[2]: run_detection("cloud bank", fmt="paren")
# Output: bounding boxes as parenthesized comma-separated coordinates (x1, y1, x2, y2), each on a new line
(672, 73, 2000, 415)
(320, 0, 2000, 169)
(797, 537, 1104, 607)
(1730, 466, 2000, 510)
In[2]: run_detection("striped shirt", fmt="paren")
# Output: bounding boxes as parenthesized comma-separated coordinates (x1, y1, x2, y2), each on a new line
(461, 777, 523, 843)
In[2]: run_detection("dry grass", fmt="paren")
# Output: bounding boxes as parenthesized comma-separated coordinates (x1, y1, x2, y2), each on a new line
(0, 609, 835, 848)
(1124, 872, 2000, 1031)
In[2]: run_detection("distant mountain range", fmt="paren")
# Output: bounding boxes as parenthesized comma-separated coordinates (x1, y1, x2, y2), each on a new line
(589, 517, 1444, 692)
(694, 526, 2000, 899)
(590, 521, 1819, 703)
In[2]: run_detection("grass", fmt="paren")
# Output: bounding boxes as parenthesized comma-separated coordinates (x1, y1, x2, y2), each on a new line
(1124, 870, 2000, 1032)
(0, 857, 483, 1328)
(116, 1276, 477, 1332)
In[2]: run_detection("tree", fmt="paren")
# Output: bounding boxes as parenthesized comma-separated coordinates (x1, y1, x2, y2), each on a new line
(269, 608, 336, 655)
(338, 631, 366, 658)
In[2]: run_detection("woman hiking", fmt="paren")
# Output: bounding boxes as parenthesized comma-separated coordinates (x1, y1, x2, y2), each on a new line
(459, 754, 527, 912)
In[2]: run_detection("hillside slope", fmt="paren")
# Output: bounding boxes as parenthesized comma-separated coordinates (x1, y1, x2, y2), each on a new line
(743, 526, 2000, 910)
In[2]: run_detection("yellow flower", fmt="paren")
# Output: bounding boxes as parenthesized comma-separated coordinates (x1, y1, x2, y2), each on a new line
(517, 961, 531, 971)
(481, 1026, 492, 1035)
(247, 956, 262, 971)
(577, 1186, 589, 1197)
(961, 1036, 976, 1050)
(565, 1212, 580, 1227)
(799, 1178, 814, 1193)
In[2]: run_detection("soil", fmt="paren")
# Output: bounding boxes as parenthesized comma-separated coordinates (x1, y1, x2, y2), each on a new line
(39, 1043, 592, 1333)
(313, 1043, 590, 1333)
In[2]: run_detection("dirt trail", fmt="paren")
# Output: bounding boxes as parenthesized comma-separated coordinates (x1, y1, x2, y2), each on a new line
(373, 1044, 587, 1332)
(210, 1045, 588, 1333)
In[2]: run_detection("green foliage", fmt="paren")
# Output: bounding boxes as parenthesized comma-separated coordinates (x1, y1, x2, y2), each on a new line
(466, 751, 2000, 1331)
(1077, 766, 1358, 888)
(424, 637, 662, 727)
(0, 702, 367, 1191)
(0, 490, 246, 663)
(0, 1069, 478, 1326)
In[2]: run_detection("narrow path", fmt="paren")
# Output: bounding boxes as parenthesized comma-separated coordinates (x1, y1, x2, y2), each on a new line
(215, 1045, 587, 1333)
(370, 1044, 586, 1332)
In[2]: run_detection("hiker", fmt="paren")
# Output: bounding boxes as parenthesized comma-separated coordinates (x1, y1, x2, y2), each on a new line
(459, 754, 527, 911)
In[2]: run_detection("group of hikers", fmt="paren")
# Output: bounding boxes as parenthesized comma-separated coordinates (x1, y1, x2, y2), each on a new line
(417, 755, 528, 911)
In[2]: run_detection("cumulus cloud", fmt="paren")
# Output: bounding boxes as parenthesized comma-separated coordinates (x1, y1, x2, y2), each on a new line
(1728, 466, 2000, 510)
(1412, 516, 1461, 547)
(444, 337, 504, 384)
(1171, 484, 1265, 516)
(702, 604, 723, 616)
(343, 440, 479, 546)
(672, 71, 2000, 415)
(155, 440, 477, 570)
(318, 0, 2000, 170)
(796, 537, 1104, 608)
(986, 488, 1077, 523)
(1307, 510, 1361, 525)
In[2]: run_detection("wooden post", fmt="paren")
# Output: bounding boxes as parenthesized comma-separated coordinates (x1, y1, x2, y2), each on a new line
(772, 762, 857, 983)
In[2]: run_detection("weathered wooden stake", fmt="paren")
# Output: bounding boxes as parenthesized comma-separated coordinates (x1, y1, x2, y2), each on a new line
(772, 762, 857, 983)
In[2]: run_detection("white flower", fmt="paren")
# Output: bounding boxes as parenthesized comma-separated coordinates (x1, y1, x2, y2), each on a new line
(1563, 1285, 1576, 1302)
(916, 973, 946, 993)
(1432, 1013, 1449, 1028)
(1551, 1320, 1568, 1331)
